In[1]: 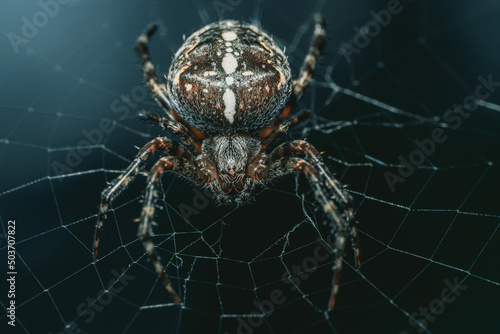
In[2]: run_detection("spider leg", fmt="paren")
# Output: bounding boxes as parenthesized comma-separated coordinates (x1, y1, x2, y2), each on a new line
(260, 110, 311, 148)
(139, 156, 209, 304)
(136, 25, 177, 121)
(266, 140, 360, 265)
(136, 25, 206, 141)
(261, 140, 359, 310)
(142, 112, 202, 154)
(292, 15, 326, 102)
(268, 156, 349, 310)
(259, 15, 326, 139)
(94, 137, 196, 259)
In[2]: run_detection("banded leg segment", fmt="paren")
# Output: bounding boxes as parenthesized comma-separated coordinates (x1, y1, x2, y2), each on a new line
(136, 25, 206, 141)
(263, 140, 359, 310)
(260, 111, 311, 148)
(292, 141, 360, 269)
(292, 158, 346, 310)
(139, 156, 208, 304)
(267, 140, 359, 265)
(94, 137, 195, 259)
(292, 15, 326, 101)
(136, 25, 176, 120)
(144, 112, 202, 154)
(265, 156, 347, 310)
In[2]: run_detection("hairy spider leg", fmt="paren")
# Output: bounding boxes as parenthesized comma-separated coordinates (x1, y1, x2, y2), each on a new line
(136, 25, 206, 146)
(136, 25, 178, 121)
(294, 143, 361, 271)
(261, 110, 311, 148)
(260, 140, 359, 310)
(293, 15, 326, 101)
(260, 15, 326, 140)
(142, 112, 202, 153)
(140, 156, 209, 304)
(94, 138, 195, 259)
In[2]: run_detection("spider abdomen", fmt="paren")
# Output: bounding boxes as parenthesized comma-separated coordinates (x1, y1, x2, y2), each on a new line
(167, 20, 292, 134)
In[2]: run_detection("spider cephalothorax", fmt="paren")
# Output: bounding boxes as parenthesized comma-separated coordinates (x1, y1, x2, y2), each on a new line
(94, 16, 359, 310)
(202, 135, 260, 204)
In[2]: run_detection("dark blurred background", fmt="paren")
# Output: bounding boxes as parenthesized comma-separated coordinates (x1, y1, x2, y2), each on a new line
(1, 0, 499, 333)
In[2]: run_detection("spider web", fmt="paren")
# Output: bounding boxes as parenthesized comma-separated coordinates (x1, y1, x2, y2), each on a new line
(1, 0, 499, 333)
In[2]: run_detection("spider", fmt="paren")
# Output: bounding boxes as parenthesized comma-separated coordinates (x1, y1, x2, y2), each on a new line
(93, 15, 359, 310)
